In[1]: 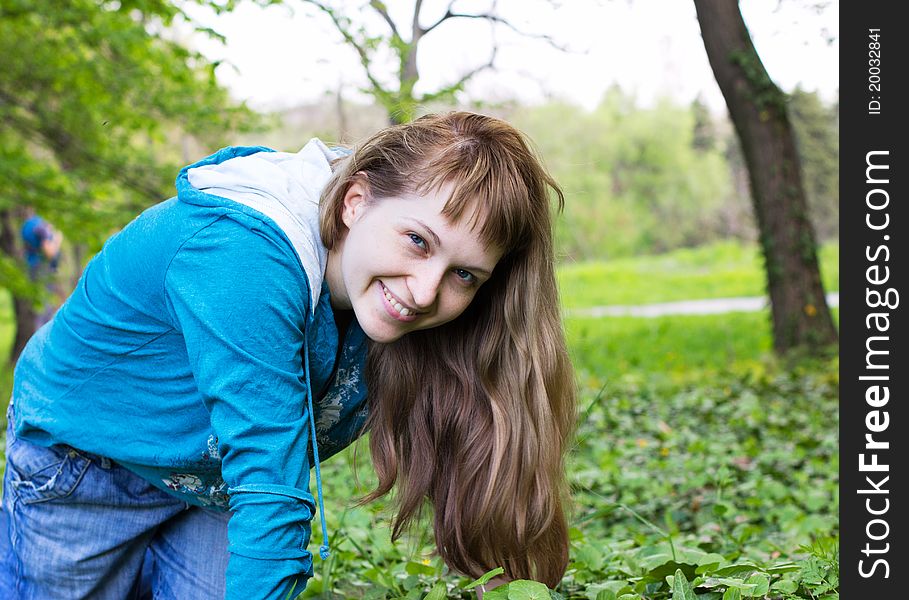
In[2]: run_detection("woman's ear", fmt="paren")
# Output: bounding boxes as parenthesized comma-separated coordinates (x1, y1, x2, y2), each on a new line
(341, 174, 370, 227)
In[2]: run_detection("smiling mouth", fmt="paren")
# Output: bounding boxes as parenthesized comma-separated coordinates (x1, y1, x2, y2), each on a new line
(379, 281, 418, 321)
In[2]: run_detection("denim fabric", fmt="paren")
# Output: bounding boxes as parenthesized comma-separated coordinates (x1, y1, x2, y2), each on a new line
(0, 416, 231, 599)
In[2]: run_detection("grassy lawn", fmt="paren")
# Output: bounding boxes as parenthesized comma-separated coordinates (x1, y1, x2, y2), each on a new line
(567, 311, 772, 385)
(567, 308, 838, 386)
(557, 241, 839, 309)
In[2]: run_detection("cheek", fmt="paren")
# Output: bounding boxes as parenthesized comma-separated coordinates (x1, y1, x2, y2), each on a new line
(341, 234, 377, 277)
(440, 288, 479, 319)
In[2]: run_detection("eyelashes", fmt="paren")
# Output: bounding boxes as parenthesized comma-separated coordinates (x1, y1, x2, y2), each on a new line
(408, 233, 427, 249)
(406, 233, 477, 286)
(454, 269, 477, 284)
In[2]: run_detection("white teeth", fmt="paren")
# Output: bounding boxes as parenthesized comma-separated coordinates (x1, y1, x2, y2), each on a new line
(382, 285, 413, 317)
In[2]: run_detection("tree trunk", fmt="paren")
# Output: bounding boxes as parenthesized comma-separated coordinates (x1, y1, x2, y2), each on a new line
(335, 83, 348, 142)
(693, 0, 838, 354)
(0, 207, 37, 365)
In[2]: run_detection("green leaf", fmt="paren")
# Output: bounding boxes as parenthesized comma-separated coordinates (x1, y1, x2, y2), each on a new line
(482, 588, 510, 600)
(695, 562, 722, 575)
(363, 588, 388, 600)
(700, 579, 757, 591)
(770, 579, 799, 593)
(671, 569, 697, 600)
(765, 562, 800, 575)
(405, 561, 436, 576)
(406, 587, 424, 600)
(711, 564, 761, 578)
(712, 503, 728, 517)
(721, 588, 741, 600)
(507, 580, 551, 600)
(644, 560, 699, 583)
(585, 581, 630, 600)
(741, 574, 769, 597)
(464, 567, 506, 590)
(424, 582, 448, 600)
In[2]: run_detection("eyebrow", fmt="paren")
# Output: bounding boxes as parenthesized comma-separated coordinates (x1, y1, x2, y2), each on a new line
(408, 218, 493, 278)
(411, 218, 441, 248)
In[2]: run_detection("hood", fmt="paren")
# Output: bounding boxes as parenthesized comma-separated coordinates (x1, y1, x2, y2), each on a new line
(179, 140, 346, 561)
(178, 139, 346, 314)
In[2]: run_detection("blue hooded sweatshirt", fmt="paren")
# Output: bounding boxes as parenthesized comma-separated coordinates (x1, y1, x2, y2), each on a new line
(11, 141, 369, 599)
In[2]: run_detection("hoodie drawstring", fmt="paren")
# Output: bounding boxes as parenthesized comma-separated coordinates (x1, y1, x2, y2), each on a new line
(303, 336, 331, 560)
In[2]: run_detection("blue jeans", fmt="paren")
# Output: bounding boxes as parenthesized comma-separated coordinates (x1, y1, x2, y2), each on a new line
(0, 414, 231, 599)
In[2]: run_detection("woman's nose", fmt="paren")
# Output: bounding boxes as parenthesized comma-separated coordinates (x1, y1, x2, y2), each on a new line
(409, 265, 445, 308)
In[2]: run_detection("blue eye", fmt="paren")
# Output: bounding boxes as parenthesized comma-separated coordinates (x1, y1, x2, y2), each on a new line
(408, 233, 427, 249)
(454, 268, 476, 284)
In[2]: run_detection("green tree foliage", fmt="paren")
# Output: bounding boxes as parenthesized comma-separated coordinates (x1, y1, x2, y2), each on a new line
(513, 90, 735, 261)
(0, 0, 253, 242)
(0, 0, 257, 360)
(507, 87, 838, 262)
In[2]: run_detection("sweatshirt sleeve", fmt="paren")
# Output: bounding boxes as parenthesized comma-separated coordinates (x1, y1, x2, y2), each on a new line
(163, 216, 317, 600)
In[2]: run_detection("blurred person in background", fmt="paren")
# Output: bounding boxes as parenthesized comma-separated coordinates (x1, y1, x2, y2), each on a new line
(20, 211, 64, 329)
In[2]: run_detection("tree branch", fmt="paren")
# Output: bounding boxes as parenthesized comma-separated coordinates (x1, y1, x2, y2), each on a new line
(422, 1, 457, 35)
(369, 0, 401, 40)
(300, 0, 391, 97)
(420, 44, 498, 104)
(411, 0, 426, 38)
(424, 8, 569, 51)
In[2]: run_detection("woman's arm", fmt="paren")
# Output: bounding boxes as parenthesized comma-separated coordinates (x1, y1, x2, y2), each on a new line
(164, 216, 318, 600)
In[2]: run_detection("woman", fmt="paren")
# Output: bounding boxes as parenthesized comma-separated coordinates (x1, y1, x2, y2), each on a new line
(1, 112, 576, 599)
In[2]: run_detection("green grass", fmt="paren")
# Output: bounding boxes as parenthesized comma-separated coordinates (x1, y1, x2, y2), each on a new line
(557, 240, 839, 309)
(566, 312, 773, 385)
(567, 308, 837, 387)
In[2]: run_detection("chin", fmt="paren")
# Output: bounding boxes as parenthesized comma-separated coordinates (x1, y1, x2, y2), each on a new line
(356, 317, 408, 344)
(362, 327, 407, 344)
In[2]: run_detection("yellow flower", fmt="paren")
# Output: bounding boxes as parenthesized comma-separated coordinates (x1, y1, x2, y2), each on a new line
(660, 447, 670, 457)
(804, 304, 817, 317)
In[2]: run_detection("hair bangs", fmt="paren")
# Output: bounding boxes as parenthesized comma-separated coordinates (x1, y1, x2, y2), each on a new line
(412, 141, 535, 254)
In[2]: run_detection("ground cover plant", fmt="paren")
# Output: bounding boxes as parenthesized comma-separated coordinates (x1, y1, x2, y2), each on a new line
(295, 354, 838, 599)
(0, 244, 839, 599)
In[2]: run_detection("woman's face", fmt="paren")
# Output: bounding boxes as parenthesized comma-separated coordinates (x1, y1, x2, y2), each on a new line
(325, 179, 503, 343)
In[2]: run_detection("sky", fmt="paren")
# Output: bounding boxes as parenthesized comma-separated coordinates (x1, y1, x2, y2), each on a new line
(179, 0, 839, 113)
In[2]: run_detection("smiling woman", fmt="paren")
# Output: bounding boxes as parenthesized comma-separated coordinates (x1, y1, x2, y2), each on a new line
(320, 113, 576, 586)
(1, 112, 575, 599)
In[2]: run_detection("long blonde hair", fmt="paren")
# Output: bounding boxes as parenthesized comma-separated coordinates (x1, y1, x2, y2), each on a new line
(320, 112, 576, 586)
